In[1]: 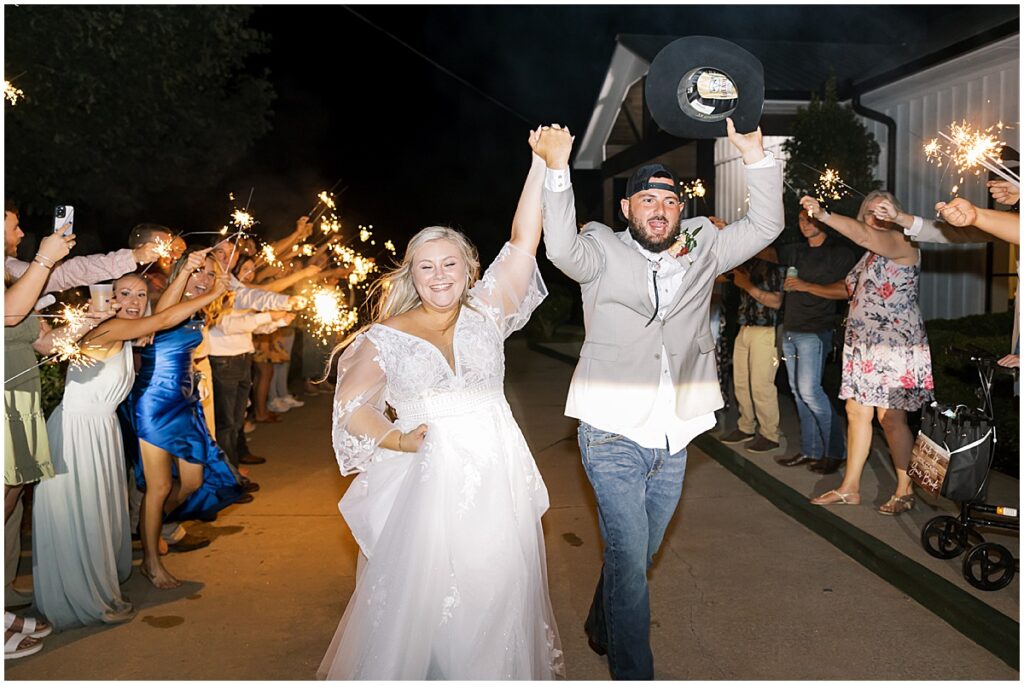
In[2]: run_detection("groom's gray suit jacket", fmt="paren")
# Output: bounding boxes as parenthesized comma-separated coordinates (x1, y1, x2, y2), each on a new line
(542, 163, 785, 427)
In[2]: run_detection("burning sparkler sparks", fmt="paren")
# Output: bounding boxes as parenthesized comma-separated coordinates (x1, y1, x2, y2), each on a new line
(814, 166, 846, 203)
(4, 80, 24, 106)
(924, 120, 1018, 189)
(682, 179, 706, 200)
(317, 191, 337, 211)
(299, 284, 360, 345)
(231, 209, 255, 230)
(359, 225, 372, 242)
(60, 304, 89, 330)
(261, 243, 282, 268)
(51, 334, 96, 370)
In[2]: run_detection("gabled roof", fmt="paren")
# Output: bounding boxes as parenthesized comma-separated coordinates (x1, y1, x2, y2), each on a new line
(575, 10, 1018, 170)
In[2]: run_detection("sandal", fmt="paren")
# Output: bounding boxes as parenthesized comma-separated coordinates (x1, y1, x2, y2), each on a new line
(5, 631, 43, 660)
(810, 489, 861, 506)
(879, 494, 916, 516)
(4, 612, 52, 639)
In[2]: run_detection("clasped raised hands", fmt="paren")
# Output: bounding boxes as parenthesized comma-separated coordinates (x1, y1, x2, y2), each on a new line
(529, 124, 573, 170)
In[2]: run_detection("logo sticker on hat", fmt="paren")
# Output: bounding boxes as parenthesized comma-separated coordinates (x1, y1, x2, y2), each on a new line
(645, 36, 764, 139)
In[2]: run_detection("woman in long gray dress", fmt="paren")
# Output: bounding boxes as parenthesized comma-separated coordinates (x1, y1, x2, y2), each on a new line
(32, 268, 225, 629)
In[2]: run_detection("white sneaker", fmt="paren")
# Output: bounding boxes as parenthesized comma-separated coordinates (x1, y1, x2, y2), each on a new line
(267, 398, 291, 414)
(282, 395, 305, 408)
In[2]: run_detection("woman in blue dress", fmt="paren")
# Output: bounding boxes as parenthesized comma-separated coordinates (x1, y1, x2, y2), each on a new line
(131, 249, 246, 588)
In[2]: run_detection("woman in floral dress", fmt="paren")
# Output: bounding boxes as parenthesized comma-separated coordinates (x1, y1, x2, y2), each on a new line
(799, 192, 933, 515)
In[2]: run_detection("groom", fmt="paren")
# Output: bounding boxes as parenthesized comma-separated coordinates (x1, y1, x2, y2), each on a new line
(535, 119, 783, 679)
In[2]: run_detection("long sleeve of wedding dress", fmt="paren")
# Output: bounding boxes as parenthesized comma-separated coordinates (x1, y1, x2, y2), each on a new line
(330, 336, 395, 476)
(468, 242, 548, 338)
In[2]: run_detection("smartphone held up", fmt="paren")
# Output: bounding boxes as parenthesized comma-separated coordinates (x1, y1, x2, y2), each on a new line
(53, 205, 74, 236)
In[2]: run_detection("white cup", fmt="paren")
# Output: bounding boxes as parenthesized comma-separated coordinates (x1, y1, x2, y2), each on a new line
(89, 283, 113, 312)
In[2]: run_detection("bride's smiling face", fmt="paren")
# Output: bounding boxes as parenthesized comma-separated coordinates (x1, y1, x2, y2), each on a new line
(411, 239, 467, 312)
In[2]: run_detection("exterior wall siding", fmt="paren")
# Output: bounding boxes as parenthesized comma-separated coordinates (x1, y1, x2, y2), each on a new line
(712, 35, 1018, 320)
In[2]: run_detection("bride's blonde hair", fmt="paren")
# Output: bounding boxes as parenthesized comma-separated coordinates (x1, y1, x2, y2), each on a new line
(320, 226, 480, 382)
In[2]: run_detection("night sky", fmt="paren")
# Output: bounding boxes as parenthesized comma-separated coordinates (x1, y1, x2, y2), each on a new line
(122, 5, 1010, 263)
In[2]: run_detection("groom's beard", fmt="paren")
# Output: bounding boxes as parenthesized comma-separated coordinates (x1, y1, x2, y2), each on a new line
(628, 214, 679, 253)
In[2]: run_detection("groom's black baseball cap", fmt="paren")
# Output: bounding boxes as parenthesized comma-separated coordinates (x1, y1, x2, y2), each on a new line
(625, 164, 681, 199)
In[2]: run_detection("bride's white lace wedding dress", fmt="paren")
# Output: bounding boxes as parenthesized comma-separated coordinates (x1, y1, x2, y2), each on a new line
(318, 242, 564, 680)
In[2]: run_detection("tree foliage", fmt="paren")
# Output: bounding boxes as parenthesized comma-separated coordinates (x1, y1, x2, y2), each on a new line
(5, 6, 274, 218)
(780, 76, 881, 237)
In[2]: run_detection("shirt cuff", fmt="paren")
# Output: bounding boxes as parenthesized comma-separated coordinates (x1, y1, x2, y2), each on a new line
(904, 215, 924, 238)
(544, 167, 571, 193)
(744, 151, 776, 169)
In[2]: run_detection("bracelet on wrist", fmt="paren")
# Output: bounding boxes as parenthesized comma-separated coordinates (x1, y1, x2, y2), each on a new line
(32, 256, 54, 270)
(398, 433, 404, 451)
(34, 253, 56, 266)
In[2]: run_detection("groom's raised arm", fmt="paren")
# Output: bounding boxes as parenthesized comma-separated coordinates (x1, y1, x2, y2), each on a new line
(535, 126, 604, 284)
(712, 118, 785, 274)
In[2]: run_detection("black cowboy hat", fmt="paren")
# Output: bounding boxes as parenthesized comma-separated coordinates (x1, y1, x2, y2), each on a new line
(645, 35, 764, 139)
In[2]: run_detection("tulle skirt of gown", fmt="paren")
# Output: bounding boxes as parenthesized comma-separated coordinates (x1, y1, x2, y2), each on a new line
(317, 386, 564, 680)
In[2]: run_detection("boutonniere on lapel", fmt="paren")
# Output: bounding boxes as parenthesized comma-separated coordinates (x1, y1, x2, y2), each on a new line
(667, 224, 702, 263)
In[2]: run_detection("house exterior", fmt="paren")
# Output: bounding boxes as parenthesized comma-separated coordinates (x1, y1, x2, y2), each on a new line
(575, 16, 1019, 319)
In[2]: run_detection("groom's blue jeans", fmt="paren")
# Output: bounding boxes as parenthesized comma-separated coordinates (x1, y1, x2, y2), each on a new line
(578, 422, 688, 680)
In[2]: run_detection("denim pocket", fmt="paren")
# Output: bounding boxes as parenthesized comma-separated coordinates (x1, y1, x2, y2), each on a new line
(581, 424, 623, 448)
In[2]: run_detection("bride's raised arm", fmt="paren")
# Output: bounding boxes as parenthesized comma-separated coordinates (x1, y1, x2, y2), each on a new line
(468, 129, 549, 338)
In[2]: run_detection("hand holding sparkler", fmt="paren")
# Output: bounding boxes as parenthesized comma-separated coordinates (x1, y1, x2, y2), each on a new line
(184, 248, 212, 273)
(296, 216, 314, 242)
(989, 180, 1020, 207)
(132, 241, 163, 265)
(287, 295, 309, 311)
(935, 197, 1021, 245)
(934, 198, 977, 228)
(799, 195, 829, 222)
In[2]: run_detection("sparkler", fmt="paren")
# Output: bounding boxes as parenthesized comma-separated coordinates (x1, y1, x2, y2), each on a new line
(320, 215, 342, 235)
(260, 243, 282, 268)
(4, 80, 24, 106)
(799, 163, 865, 201)
(682, 179, 706, 199)
(4, 324, 103, 386)
(924, 120, 1019, 188)
(299, 283, 360, 345)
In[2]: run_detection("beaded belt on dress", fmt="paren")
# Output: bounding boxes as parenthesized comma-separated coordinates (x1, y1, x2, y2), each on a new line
(392, 382, 505, 422)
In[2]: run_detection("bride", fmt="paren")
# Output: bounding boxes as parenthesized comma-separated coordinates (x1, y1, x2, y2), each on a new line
(318, 129, 564, 680)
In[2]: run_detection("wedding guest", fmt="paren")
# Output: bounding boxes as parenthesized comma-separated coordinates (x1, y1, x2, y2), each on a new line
(32, 273, 223, 628)
(800, 193, 933, 515)
(206, 235, 309, 440)
(719, 254, 784, 453)
(131, 249, 246, 588)
(774, 209, 859, 474)
(319, 129, 560, 679)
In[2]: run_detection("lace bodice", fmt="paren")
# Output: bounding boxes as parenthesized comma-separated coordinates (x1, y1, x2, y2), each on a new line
(331, 242, 546, 475)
